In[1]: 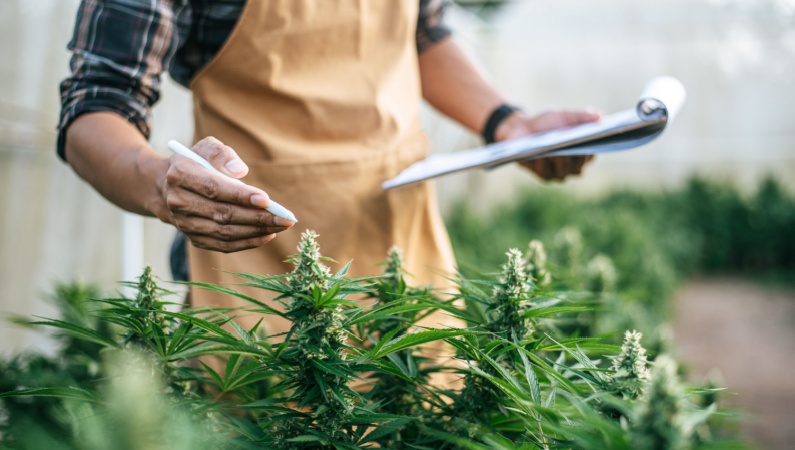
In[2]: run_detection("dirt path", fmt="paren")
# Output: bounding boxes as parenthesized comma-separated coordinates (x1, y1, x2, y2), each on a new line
(672, 278, 795, 450)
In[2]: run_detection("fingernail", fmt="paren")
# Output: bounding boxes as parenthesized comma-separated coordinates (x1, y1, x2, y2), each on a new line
(225, 159, 248, 176)
(274, 216, 294, 227)
(250, 194, 269, 208)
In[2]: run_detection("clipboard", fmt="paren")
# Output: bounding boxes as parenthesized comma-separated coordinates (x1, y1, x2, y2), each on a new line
(383, 76, 686, 190)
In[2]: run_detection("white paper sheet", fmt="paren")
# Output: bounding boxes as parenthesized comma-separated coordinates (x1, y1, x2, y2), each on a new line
(383, 76, 686, 190)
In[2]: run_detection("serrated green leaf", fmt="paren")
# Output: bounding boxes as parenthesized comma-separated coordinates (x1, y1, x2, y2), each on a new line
(184, 281, 285, 316)
(26, 319, 119, 348)
(310, 358, 351, 379)
(369, 329, 480, 360)
(334, 260, 353, 279)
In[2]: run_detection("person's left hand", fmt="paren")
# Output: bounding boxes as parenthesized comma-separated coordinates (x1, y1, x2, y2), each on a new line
(494, 109, 601, 181)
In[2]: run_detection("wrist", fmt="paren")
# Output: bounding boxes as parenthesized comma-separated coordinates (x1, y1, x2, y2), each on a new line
(148, 157, 172, 224)
(493, 110, 531, 142)
(106, 141, 174, 223)
(482, 104, 521, 144)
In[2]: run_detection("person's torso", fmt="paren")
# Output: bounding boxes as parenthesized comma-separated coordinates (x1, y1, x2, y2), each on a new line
(169, 0, 438, 88)
(185, 0, 458, 329)
(190, 0, 423, 162)
(169, 0, 246, 87)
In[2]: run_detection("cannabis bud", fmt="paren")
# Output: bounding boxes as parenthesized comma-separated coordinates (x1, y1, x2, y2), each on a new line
(383, 246, 405, 292)
(289, 230, 331, 297)
(489, 248, 535, 340)
(134, 266, 157, 312)
(493, 248, 532, 301)
(609, 330, 651, 400)
(525, 240, 552, 286)
(632, 355, 691, 449)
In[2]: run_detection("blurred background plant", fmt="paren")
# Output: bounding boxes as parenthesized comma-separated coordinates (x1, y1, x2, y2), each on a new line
(447, 175, 795, 346)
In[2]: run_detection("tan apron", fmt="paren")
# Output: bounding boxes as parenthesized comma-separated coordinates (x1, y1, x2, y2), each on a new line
(187, 0, 457, 337)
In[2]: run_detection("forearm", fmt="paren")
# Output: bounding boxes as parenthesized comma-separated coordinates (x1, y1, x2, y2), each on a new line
(418, 37, 599, 181)
(418, 37, 508, 134)
(64, 112, 170, 221)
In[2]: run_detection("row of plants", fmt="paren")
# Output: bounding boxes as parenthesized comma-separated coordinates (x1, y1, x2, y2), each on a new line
(446, 176, 795, 348)
(1, 231, 738, 449)
(449, 176, 795, 278)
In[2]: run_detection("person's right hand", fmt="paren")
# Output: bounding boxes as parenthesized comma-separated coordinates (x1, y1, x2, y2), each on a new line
(157, 137, 295, 253)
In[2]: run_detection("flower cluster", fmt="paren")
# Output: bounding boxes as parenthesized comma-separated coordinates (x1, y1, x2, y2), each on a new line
(609, 330, 651, 400)
(525, 240, 552, 287)
(458, 249, 540, 429)
(489, 248, 535, 340)
(283, 231, 356, 443)
(382, 246, 405, 292)
(127, 266, 175, 349)
(632, 355, 691, 449)
(286, 231, 347, 359)
(289, 230, 331, 297)
(134, 266, 157, 311)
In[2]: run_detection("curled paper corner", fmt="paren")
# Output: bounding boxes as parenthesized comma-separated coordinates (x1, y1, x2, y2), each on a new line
(640, 75, 687, 123)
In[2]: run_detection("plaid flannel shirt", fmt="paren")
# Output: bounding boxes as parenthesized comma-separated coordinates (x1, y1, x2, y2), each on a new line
(58, 0, 451, 160)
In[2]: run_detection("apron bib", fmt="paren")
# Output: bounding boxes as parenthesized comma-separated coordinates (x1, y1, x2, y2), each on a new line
(187, 0, 456, 336)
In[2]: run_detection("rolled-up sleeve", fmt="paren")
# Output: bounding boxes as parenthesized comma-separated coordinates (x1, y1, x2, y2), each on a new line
(58, 0, 184, 161)
(417, 0, 452, 53)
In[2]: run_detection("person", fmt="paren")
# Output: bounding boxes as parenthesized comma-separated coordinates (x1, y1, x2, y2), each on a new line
(59, 0, 598, 336)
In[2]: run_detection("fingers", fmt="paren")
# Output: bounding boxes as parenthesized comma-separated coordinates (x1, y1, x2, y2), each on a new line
(519, 159, 555, 180)
(190, 233, 277, 254)
(532, 109, 602, 132)
(554, 156, 586, 176)
(163, 179, 294, 252)
(192, 136, 249, 178)
(514, 109, 599, 181)
(166, 155, 271, 208)
(161, 136, 296, 253)
(520, 155, 593, 181)
(173, 215, 283, 241)
(168, 195, 290, 252)
(551, 158, 568, 180)
(555, 110, 601, 126)
(166, 189, 293, 228)
(549, 155, 590, 180)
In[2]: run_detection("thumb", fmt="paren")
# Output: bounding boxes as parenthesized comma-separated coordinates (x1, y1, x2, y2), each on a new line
(550, 110, 601, 127)
(529, 110, 600, 134)
(192, 136, 249, 178)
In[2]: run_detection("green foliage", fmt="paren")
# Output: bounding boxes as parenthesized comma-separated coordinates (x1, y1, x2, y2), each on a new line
(631, 356, 710, 450)
(445, 175, 795, 349)
(677, 177, 795, 272)
(1, 231, 739, 449)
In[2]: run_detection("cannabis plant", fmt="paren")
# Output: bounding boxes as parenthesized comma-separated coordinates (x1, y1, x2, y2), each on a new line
(1, 230, 736, 450)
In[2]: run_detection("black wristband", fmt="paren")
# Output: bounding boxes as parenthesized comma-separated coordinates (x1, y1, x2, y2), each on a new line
(482, 104, 519, 144)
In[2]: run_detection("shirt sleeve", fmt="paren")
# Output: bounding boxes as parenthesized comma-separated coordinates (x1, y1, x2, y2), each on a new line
(417, 0, 452, 54)
(57, 0, 186, 161)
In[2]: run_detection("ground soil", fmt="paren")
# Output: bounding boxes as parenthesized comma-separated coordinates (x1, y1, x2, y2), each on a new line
(672, 277, 795, 450)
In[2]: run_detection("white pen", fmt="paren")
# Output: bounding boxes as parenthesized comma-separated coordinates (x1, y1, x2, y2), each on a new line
(167, 140, 297, 223)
